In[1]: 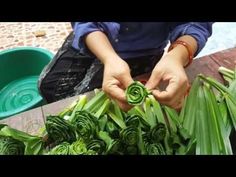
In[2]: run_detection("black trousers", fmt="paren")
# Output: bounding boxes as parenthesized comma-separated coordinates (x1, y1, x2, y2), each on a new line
(38, 32, 164, 103)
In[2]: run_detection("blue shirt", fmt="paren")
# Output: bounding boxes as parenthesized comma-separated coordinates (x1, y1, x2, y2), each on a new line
(72, 22, 213, 59)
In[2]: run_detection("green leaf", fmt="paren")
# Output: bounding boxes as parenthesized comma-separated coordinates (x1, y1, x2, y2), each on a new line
(137, 126, 145, 155)
(86, 139, 106, 154)
(98, 131, 113, 146)
(107, 111, 126, 129)
(163, 107, 190, 144)
(105, 121, 120, 139)
(58, 100, 78, 118)
(120, 126, 139, 146)
(143, 97, 157, 128)
(145, 142, 166, 155)
(163, 106, 178, 133)
(0, 126, 44, 155)
(127, 106, 150, 131)
(111, 100, 125, 122)
(94, 99, 111, 118)
(218, 66, 235, 84)
(148, 95, 166, 124)
(98, 131, 123, 155)
(199, 74, 236, 132)
(125, 81, 150, 105)
(71, 111, 98, 140)
(195, 84, 212, 155)
(83, 91, 108, 113)
(48, 142, 70, 155)
(218, 99, 232, 137)
(70, 139, 94, 155)
(0, 136, 25, 155)
(45, 116, 77, 145)
(98, 115, 108, 131)
(69, 95, 87, 121)
(182, 77, 200, 137)
(0, 124, 7, 130)
(149, 123, 166, 143)
(204, 84, 232, 154)
(177, 138, 196, 155)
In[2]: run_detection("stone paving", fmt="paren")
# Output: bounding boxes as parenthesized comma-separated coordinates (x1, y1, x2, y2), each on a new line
(0, 22, 72, 54)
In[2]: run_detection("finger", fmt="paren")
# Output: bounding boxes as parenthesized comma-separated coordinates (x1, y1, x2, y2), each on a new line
(145, 71, 162, 90)
(107, 86, 126, 103)
(152, 89, 171, 105)
(152, 79, 179, 103)
(116, 101, 133, 112)
(173, 97, 184, 110)
(152, 88, 184, 109)
(103, 81, 127, 103)
(118, 74, 134, 88)
(174, 103, 182, 112)
(185, 82, 191, 97)
(167, 95, 184, 111)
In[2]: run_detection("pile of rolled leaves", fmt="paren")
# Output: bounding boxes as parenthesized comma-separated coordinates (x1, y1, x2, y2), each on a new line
(1, 66, 236, 155)
(42, 84, 191, 155)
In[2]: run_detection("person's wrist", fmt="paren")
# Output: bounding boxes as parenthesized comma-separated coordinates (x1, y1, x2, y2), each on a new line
(168, 40, 194, 68)
(101, 53, 121, 65)
(164, 50, 188, 67)
(104, 56, 124, 67)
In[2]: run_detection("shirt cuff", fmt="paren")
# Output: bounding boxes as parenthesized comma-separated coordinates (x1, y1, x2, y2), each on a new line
(169, 22, 213, 56)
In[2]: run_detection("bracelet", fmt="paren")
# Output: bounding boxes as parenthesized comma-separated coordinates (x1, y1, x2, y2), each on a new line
(168, 40, 193, 68)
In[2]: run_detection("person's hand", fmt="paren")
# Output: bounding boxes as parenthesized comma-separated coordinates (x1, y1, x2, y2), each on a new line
(145, 53, 189, 110)
(102, 57, 134, 111)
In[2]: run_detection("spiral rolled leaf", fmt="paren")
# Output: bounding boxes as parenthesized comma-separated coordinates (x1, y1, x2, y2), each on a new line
(169, 133, 181, 150)
(70, 139, 96, 155)
(71, 111, 98, 140)
(145, 142, 166, 155)
(125, 115, 141, 127)
(120, 126, 139, 146)
(70, 139, 87, 155)
(0, 136, 25, 155)
(0, 125, 44, 155)
(139, 117, 151, 132)
(149, 123, 166, 143)
(49, 142, 70, 155)
(125, 145, 139, 155)
(85, 150, 97, 155)
(45, 116, 77, 144)
(86, 139, 106, 154)
(142, 132, 150, 143)
(126, 81, 149, 105)
(107, 140, 124, 155)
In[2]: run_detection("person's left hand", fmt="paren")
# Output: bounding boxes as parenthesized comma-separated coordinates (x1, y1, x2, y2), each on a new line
(145, 53, 189, 110)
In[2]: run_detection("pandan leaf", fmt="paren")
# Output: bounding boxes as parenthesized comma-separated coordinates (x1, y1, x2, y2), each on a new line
(125, 81, 150, 105)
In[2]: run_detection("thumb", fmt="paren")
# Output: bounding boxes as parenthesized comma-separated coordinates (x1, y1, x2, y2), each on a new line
(119, 74, 134, 88)
(145, 71, 162, 90)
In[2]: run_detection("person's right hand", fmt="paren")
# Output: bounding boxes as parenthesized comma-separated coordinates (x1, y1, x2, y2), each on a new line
(84, 31, 134, 110)
(102, 57, 134, 111)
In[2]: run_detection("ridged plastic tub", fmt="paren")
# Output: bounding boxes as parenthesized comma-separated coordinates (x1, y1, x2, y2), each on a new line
(0, 47, 54, 119)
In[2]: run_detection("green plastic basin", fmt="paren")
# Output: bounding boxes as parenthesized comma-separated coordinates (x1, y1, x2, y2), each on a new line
(0, 47, 54, 119)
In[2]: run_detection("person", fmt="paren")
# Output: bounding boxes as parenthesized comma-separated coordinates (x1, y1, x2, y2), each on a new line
(38, 22, 213, 111)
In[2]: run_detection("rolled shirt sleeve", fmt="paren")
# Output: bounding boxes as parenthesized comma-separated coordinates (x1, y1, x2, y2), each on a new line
(169, 22, 213, 56)
(72, 22, 120, 56)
